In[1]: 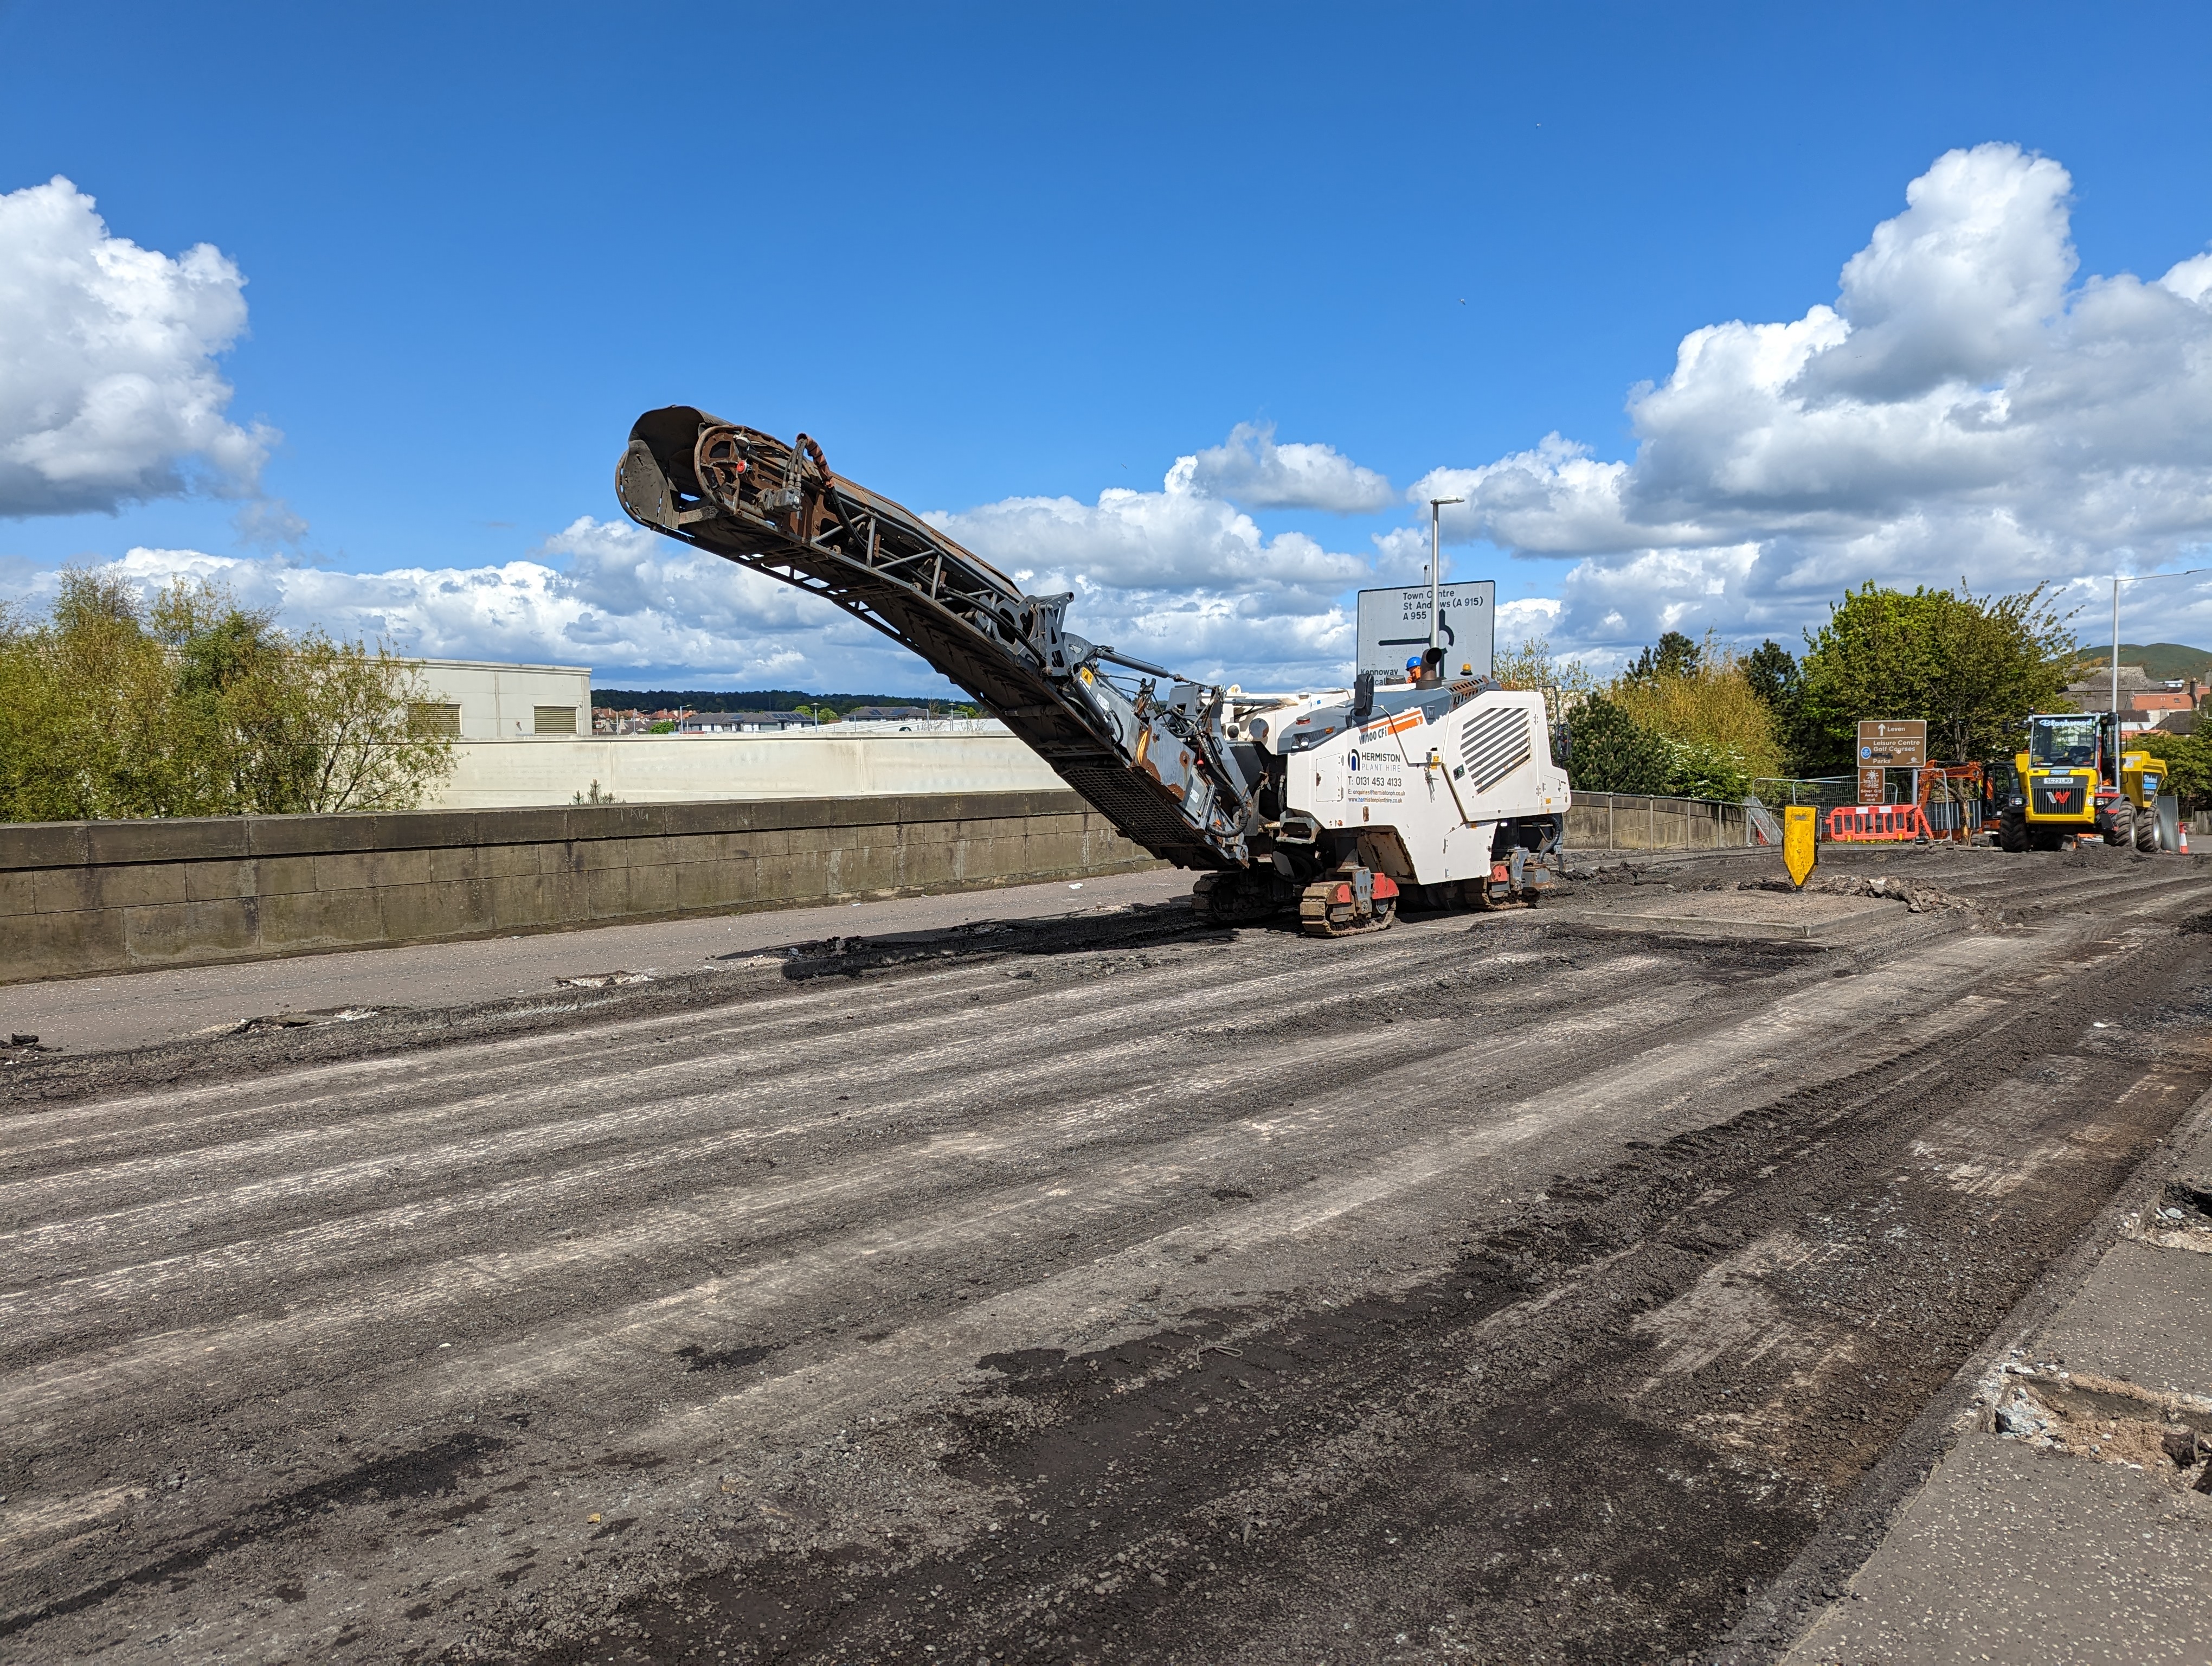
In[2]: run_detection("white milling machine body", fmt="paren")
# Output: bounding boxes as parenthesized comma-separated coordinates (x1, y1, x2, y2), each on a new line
(614, 408, 1570, 935)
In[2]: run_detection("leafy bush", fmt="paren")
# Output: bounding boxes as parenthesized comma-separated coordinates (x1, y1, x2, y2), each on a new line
(0, 572, 455, 823)
(1658, 736, 1753, 801)
(1564, 695, 1670, 794)
(1609, 632, 1783, 791)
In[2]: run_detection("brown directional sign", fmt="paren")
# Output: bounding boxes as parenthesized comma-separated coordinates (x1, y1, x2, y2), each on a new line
(1858, 766, 1886, 804)
(1857, 719, 1926, 767)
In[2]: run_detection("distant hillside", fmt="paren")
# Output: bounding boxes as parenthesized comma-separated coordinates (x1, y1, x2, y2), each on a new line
(2073, 643, 2212, 682)
(593, 688, 976, 715)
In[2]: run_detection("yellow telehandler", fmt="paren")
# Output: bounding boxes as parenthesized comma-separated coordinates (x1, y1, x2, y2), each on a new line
(1997, 711, 2164, 851)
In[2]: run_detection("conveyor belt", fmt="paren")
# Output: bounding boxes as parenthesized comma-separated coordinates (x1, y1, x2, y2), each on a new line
(616, 408, 1230, 869)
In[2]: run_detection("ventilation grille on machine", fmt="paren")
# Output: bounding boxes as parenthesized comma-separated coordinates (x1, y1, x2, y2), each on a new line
(1459, 707, 1533, 793)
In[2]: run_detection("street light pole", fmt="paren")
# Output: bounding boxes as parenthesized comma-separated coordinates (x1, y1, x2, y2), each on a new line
(1429, 497, 1463, 659)
(2105, 565, 2209, 736)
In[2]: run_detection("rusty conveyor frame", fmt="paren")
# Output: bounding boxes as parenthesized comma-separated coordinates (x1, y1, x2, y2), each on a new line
(614, 408, 1239, 869)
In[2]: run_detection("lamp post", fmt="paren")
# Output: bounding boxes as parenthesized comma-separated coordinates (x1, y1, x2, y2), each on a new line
(2110, 566, 2210, 728)
(1429, 497, 1464, 659)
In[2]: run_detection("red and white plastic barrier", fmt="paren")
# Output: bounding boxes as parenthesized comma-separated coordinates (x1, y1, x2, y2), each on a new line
(1827, 803, 1934, 842)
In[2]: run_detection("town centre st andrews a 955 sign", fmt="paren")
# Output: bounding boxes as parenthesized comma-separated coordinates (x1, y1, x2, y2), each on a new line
(1355, 582, 1497, 680)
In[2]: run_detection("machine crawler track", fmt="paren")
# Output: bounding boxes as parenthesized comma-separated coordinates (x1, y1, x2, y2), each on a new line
(1298, 877, 1399, 937)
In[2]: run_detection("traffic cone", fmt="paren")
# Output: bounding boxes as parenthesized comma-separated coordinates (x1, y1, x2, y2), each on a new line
(2183, 822, 2192, 856)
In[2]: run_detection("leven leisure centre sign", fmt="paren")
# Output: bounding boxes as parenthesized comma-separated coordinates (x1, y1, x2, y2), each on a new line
(1856, 719, 1927, 804)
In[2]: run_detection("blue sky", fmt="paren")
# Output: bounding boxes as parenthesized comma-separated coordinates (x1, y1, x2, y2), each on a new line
(4, 2, 2212, 694)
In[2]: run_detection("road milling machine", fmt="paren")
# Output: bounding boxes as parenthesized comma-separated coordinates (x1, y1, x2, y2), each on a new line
(614, 409, 1571, 935)
(1998, 710, 2165, 851)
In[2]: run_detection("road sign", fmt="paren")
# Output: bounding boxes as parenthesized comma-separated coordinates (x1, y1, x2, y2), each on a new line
(1858, 766, 1886, 804)
(1857, 719, 1926, 767)
(1784, 805, 1817, 889)
(1355, 581, 1496, 678)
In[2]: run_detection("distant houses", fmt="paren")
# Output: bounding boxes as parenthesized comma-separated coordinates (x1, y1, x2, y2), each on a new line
(675, 710, 821, 733)
(2061, 664, 2203, 734)
(588, 704, 942, 733)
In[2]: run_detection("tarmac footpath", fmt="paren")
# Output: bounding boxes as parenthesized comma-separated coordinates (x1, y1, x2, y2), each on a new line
(0, 867, 1194, 1057)
(1770, 1082, 2212, 1666)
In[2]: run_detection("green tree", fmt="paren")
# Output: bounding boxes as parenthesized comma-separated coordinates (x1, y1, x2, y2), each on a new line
(1744, 639, 1799, 710)
(2125, 729, 2212, 810)
(1797, 582, 2076, 772)
(1564, 695, 1670, 794)
(1742, 638, 1816, 776)
(0, 572, 455, 822)
(1493, 633, 1596, 723)
(276, 631, 456, 812)
(1609, 632, 1784, 792)
(1625, 630, 1702, 685)
(0, 572, 181, 820)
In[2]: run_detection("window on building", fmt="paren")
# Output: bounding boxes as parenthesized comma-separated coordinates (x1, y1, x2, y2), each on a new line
(410, 702, 462, 736)
(533, 705, 578, 736)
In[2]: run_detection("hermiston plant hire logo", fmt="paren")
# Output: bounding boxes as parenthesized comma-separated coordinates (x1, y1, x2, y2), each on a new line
(1347, 749, 1361, 773)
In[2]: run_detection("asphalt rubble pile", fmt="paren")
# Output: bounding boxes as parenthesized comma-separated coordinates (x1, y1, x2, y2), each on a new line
(1735, 873, 1979, 914)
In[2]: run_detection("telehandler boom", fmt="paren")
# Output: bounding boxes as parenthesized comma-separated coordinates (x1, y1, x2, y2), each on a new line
(614, 410, 1570, 934)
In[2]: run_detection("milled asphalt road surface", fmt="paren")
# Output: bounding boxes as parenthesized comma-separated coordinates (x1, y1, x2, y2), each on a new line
(6, 842, 2212, 1665)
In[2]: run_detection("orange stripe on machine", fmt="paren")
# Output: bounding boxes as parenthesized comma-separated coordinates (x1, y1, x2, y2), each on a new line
(1360, 712, 1423, 738)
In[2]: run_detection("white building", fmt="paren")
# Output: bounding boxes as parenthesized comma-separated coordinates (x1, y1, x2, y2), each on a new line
(429, 721, 1057, 809)
(395, 659, 1044, 806)
(410, 659, 591, 739)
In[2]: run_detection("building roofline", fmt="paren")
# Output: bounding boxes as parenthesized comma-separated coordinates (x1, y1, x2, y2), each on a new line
(411, 658, 593, 675)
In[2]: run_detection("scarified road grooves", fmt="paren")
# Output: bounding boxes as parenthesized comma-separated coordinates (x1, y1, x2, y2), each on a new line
(4, 845, 2211, 1665)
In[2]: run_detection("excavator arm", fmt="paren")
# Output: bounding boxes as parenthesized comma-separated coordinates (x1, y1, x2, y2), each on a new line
(613, 408, 1255, 869)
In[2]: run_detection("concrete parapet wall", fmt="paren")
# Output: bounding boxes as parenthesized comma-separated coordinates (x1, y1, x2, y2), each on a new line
(433, 727, 1062, 809)
(0, 792, 1162, 984)
(1564, 791, 1750, 852)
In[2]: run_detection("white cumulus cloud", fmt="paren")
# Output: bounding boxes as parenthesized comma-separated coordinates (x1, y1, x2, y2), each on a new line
(1179, 421, 1395, 512)
(16, 524, 918, 690)
(2, 408, 1526, 691)
(1414, 143, 2212, 654)
(2, 408, 1431, 689)
(926, 453, 1410, 687)
(0, 176, 274, 516)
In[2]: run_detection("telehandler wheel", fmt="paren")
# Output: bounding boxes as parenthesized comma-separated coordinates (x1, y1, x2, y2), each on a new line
(2137, 808, 2160, 852)
(1998, 806, 2029, 853)
(2106, 803, 2134, 848)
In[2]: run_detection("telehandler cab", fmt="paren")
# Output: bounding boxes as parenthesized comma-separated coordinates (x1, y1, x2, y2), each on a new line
(1998, 711, 2162, 852)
